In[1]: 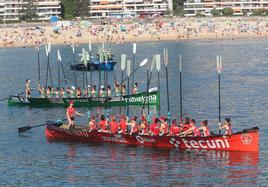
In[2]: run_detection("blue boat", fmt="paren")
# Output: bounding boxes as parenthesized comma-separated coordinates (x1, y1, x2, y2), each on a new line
(70, 51, 117, 71)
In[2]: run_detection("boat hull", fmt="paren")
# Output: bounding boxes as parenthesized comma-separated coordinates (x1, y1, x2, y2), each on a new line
(46, 122, 259, 152)
(8, 91, 160, 108)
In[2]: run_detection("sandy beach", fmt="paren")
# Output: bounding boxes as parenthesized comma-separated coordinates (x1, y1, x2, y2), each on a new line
(1, 16, 268, 48)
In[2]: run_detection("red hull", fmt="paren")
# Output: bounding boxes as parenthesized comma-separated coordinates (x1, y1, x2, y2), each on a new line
(45, 123, 259, 152)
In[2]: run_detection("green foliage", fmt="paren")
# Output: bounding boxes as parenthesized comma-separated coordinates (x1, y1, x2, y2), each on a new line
(195, 12, 206, 17)
(19, 0, 38, 21)
(210, 8, 221, 16)
(61, 0, 75, 18)
(251, 9, 268, 16)
(222, 8, 233, 16)
(242, 9, 249, 16)
(173, 0, 184, 16)
(74, 0, 90, 18)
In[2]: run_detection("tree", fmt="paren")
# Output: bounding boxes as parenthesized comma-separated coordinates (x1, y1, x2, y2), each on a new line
(74, 0, 90, 18)
(195, 12, 206, 17)
(222, 8, 233, 16)
(19, 0, 38, 21)
(173, 0, 184, 16)
(210, 8, 221, 16)
(61, 0, 75, 19)
(252, 9, 268, 16)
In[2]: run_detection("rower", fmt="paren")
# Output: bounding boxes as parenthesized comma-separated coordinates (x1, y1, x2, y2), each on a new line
(107, 85, 112, 97)
(66, 101, 84, 129)
(76, 87, 82, 98)
(121, 84, 126, 95)
(199, 120, 211, 137)
(132, 82, 139, 94)
(119, 114, 127, 134)
(109, 115, 119, 134)
(98, 115, 109, 132)
(219, 118, 232, 135)
(38, 83, 46, 98)
(53, 87, 60, 98)
(182, 117, 191, 132)
(99, 86, 106, 97)
(88, 115, 97, 131)
(91, 85, 97, 97)
(169, 119, 181, 136)
(180, 119, 200, 137)
(127, 116, 138, 135)
(46, 86, 53, 98)
(114, 80, 121, 96)
(149, 117, 160, 136)
(25, 79, 31, 98)
(60, 87, 69, 98)
(139, 115, 148, 135)
(159, 116, 169, 136)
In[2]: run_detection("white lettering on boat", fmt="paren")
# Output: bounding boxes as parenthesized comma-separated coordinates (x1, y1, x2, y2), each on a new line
(102, 136, 127, 143)
(182, 138, 230, 149)
(124, 95, 157, 104)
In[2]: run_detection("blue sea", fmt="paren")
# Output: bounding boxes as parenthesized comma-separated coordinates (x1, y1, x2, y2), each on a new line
(0, 39, 267, 186)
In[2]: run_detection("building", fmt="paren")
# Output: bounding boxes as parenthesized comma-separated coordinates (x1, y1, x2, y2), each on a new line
(89, 0, 173, 18)
(184, 0, 268, 16)
(0, 0, 61, 21)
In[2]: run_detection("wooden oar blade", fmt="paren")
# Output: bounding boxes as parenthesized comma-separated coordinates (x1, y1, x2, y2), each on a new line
(18, 126, 31, 133)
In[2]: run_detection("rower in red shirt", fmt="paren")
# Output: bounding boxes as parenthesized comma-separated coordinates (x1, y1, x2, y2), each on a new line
(159, 116, 169, 136)
(182, 117, 191, 132)
(109, 115, 119, 134)
(150, 117, 160, 136)
(66, 101, 84, 129)
(99, 115, 108, 132)
(180, 119, 200, 137)
(119, 115, 127, 133)
(169, 119, 181, 136)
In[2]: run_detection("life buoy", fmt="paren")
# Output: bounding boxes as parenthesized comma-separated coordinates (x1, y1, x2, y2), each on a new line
(136, 135, 144, 144)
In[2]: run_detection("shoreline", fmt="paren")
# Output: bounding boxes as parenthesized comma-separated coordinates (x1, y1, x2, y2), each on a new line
(1, 17, 268, 48)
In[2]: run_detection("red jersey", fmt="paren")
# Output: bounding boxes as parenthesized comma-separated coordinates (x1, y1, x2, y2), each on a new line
(99, 120, 107, 131)
(109, 121, 119, 134)
(67, 107, 75, 117)
(163, 123, 169, 134)
(183, 123, 191, 132)
(89, 121, 97, 130)
(150, 123, 159, 136)
(193, 126, 201, 137)
(170, 125, 181, 135)
(119, 119, 127, 133)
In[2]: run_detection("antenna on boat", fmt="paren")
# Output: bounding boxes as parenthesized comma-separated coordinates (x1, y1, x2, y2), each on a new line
(156, 54, 161, 116)
(57, 49, 61, 88)
(37, 45, 40, 85)
(132, 43, 136, 89)
(217, 55, 222, 135)
(163, 48, 171, 123)
(88, 41, 92, 91)
(45, 42, 53, 88)
(120, 54, 126, 113)
(126, 59, 131, 117)
(72, 43, 78, 88)
(179, 54, 182, 120)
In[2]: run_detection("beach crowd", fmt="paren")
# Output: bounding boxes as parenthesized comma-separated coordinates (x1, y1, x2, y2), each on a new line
(1, 16, 268, 48)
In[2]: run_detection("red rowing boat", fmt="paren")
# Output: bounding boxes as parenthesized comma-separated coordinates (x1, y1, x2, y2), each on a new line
(45, 121, 259, 152)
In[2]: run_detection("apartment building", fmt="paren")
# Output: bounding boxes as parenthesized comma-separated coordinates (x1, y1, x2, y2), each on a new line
(89, 0, 173, 18)
(0, 0, 61, 21)
(184, 0, 268, 16)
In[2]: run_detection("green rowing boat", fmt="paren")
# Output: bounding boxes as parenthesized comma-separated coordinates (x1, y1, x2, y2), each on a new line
(7, 91, 160, 108)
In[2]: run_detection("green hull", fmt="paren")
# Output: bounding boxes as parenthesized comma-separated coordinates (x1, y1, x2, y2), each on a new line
(7, 91, 160, 108)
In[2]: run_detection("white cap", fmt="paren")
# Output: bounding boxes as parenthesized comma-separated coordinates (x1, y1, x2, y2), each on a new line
(87, 85, 91, 88)
(101, 85, 104, 88)
(71, 86, 75, 89)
